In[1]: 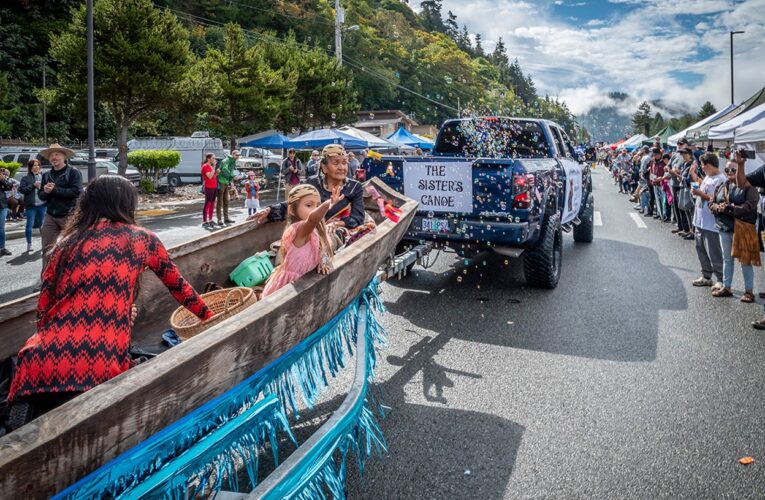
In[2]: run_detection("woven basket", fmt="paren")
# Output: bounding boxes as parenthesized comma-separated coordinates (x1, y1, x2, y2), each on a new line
(171, 287, 257, 340)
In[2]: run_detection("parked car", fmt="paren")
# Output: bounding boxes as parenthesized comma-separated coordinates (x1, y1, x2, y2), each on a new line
(128, 131, 225, 187)
(237, 147, 283, 185)
(69, 158, 141, 186)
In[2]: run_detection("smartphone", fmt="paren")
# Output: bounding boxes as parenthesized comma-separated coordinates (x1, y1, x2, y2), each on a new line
(740, 149, 756, 160)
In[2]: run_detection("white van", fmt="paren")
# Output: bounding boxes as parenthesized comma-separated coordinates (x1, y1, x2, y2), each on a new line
(127, 131, 225, 187)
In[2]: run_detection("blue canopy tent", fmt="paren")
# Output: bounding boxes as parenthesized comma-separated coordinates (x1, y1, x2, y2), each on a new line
(284, 129, 368, 150)
(239, 132, 290, 149)
(385, 127, 434, 150)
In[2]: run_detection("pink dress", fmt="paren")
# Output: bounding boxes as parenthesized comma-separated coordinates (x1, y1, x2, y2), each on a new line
(262, 221, 322, 297)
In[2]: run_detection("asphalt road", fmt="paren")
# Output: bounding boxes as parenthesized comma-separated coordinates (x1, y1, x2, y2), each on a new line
(342, 167, 765, 498)
(3, 171, 764, 497)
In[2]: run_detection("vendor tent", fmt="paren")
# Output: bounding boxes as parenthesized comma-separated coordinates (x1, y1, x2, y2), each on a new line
(687, 87, 765, 142)
(337, 126, 404, 150)
(668, 104, 737, 146)
(708, 102, 765, 141)
(735, 117, 765, 144)
(284, 128, 368, 149)
(386, 127, 434, 149)
(641, 126, 677, 146)
(620, 134, 647, 149)
(238, 131, 289, 149)
(608, 138, 626, 150)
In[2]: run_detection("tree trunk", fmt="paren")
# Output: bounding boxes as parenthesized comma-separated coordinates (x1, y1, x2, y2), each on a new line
(230, 135, 237, 152)
(117, 121, 130, 176)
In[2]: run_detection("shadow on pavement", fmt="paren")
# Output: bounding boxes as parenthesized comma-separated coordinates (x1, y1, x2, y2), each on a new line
(5, 249, 41, 267)
(384, 238, 687, 362)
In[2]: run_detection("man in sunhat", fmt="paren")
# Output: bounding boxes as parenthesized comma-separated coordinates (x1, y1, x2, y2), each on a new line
(39, 143, 82, 269)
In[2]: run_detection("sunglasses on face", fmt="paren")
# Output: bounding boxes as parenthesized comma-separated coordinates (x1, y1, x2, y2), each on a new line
(725, 167, 737, 174)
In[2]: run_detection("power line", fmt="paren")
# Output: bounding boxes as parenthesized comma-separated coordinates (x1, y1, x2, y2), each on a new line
(161, 4, 461, 113)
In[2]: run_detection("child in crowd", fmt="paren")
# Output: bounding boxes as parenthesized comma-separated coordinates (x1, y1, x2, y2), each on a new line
(241, 170, 260, 216)
(262, 184, 341, 297)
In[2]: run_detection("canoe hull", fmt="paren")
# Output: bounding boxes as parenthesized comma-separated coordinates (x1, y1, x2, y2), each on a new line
(0, 178, 416, 497)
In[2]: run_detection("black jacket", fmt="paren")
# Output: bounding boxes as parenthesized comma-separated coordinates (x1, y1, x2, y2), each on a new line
(267, 175, 365, 228)
(39, 165, 83, 218)
(0, 177, 11, 210)
(18, 173, 46, 208)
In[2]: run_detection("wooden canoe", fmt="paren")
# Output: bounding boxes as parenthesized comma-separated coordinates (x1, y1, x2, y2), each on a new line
(0, 177, 417, 498)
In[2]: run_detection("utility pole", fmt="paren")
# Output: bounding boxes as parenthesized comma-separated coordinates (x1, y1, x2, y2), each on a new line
(86, 0, 96, 181)
(730, 30, 744, 105)
(335, 0, 343, 65)
(42, 60, 47, 145)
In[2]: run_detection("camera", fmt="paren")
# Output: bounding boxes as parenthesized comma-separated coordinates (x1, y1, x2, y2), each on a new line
(739, 149, 756, 160)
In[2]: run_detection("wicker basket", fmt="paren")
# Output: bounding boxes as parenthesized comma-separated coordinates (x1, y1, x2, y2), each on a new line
(171, 287, 257, 340)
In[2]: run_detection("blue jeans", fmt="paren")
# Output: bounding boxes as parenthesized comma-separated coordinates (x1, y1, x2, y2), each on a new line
(640, 189, 651, 213)
(0, 207, 7, 249)
(25, 205, 46, 245)
(719, 230, 754, 291)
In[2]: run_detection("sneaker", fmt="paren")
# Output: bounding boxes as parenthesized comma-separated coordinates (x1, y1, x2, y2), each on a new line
(692, 277, 713, 287)
(224, 219, 235, 224)
(683, 234, 695, 240)
(216, 220, 224, 226)
(0, 248, 11, 256)
(671, 229, 682, 234)
(712, 282, 724, 290)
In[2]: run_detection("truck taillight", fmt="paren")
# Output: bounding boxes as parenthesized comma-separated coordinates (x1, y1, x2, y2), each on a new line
(512, 174, 534, 209)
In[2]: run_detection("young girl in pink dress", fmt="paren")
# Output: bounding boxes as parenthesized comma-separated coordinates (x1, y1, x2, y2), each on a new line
(262, 184, 342, 297)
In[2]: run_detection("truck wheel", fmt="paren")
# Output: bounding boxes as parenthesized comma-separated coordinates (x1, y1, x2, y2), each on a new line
(524, 214, 562, 289)
(573, 194, 594, 243)
(167, 174, 181, 187)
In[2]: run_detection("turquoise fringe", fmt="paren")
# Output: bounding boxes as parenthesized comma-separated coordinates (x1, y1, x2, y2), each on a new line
(54, 278, 388, 500)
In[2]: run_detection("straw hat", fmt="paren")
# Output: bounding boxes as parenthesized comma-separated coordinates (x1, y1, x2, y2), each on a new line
(40, 143, 75, 160)
(321, 144, 346, 158)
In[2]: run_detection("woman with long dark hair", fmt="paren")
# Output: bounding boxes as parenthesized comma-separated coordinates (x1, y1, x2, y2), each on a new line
(5, 175, 212, 430)
(201, 153, 219, 228)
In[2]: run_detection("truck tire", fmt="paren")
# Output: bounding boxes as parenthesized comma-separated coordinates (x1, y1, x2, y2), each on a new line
(167, 174, 181, 187)
(573, 194, 594, 243)
(524, 214, 562, 289)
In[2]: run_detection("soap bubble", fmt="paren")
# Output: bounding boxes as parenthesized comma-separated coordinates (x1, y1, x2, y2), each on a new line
(331, 113, 337, 119)
(369, 113, 375, 120)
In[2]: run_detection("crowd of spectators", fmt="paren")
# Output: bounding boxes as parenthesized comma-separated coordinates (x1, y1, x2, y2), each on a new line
(602, 142, 765, 330)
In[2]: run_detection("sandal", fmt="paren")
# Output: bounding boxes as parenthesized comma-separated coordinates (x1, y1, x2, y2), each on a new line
(752, 318, 765, 330)
(741, 292, 755, 303)
(712, 287, 733, 297)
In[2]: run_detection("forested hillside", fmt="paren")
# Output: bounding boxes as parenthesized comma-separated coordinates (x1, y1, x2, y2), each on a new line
(0, 0, 586, 145)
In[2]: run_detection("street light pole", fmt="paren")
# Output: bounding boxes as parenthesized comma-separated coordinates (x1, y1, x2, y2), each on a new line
(730, 30, 744, 105)
(86, 0, 96, 182)
(335, 0, 343, 65)
(42, 60, 47, 145)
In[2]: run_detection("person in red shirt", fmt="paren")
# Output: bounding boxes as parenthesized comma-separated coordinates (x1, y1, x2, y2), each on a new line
(201, 153, 219, 228)
(648, 148, 668, 221)
(5, 175, 213, 431)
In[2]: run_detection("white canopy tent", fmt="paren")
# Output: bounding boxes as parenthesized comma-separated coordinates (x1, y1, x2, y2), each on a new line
(735, 117, 765, 144)
(708, 102, 765, 141)
(620, 134, 648, 149)
(667, 104, 737, 146)
(337, 126, 409, 150)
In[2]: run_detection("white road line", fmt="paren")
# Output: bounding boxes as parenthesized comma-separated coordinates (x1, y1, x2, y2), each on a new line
(594, 211, 602, 226)
(629, 212, 647, 229)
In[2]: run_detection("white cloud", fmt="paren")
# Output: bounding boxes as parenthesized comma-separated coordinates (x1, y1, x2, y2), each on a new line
(441, 0, 765, 118)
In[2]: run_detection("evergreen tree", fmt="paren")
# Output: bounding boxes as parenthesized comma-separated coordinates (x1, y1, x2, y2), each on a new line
(698, 101, 717, 120)
(420, 0, 445, 33)
(204, 23, 296, 147)
(444, 10, 458, 39)
(51, 0, 194, 174)
(457, 25, 472, 52)
(631, 101, 652, 136)
(650, 112, 665, 135)
(474, 33, 484, 56)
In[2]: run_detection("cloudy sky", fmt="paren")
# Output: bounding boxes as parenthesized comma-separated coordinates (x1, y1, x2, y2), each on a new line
(440, 0, 765, 117)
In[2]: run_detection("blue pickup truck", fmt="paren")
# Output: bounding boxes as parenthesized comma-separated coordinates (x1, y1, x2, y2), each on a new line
(366, 116, 593, 288)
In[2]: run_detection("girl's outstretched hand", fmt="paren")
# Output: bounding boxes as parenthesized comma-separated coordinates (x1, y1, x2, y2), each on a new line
(330, 185, 344, 206)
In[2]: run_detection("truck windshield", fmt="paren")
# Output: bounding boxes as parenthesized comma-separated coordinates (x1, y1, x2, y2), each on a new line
(434, 119, 551, 158)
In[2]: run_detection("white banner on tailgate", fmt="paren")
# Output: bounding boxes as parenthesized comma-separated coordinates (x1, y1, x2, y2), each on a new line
(403, 160, 473, 213)
(560, 160, 583, 224)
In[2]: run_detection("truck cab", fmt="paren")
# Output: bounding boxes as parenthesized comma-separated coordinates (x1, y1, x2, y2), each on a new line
(365, 116, 593, 288)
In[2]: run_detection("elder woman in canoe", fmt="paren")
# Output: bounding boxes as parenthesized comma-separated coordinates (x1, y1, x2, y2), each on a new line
(5, 175, 212, 430)
(251, 144, 365, 229)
